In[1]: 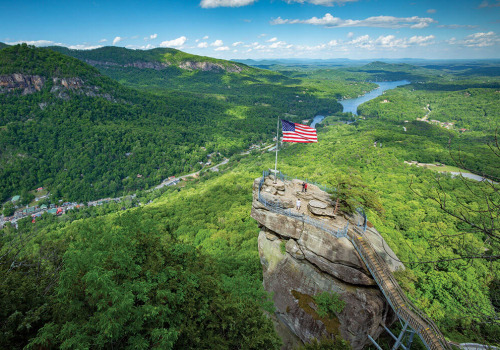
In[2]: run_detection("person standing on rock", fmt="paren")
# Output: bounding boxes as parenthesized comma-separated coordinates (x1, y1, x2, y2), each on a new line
(296, 199, 301, 211)
(302, 182, 306, 192)
(304, 183, 308, 193)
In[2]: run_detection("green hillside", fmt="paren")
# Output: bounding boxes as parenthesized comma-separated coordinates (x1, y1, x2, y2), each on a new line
(0, 42, 9, 50)
(1, 45, 498, 348)
(0, 44, 338, 202)
(1, 116, 498, 348)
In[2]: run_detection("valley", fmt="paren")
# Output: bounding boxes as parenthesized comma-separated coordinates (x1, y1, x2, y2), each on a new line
(0, 43, 499, 349)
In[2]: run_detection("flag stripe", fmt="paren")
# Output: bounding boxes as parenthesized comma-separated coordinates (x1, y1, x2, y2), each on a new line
(281, 119, 318, 143)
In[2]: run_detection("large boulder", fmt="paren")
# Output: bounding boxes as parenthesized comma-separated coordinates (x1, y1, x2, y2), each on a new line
(251, 175, 402, 349)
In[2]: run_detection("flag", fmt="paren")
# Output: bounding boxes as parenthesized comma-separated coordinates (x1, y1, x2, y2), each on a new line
(281, 119, 318, 143)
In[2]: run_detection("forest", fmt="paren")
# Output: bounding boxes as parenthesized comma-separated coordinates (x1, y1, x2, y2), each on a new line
(0, 43, 499, 349)
(0, 44, 341, 202)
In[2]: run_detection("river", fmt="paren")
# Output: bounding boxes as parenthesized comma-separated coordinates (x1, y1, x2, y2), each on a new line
(310, 80, 410, 128)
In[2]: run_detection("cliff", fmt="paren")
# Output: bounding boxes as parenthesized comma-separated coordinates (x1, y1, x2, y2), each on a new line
(251, 174, 404, 349)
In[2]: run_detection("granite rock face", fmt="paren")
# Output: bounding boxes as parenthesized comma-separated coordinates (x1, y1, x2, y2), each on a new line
(0, 74, 45, 95)
(251, 175, 403, 349)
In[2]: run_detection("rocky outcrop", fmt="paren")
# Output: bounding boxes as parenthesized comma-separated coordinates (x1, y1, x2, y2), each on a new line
(251, 176, 404, 349)
(0, 73, 118, 102)
(0, 74, 45, 95)
(84, 58, 243, 73)
(84, 59, 170, 70)
(179, 60, 243, 73)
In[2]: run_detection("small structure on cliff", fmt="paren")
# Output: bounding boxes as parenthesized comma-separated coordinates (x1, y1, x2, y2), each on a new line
(251, 171, 450, 350)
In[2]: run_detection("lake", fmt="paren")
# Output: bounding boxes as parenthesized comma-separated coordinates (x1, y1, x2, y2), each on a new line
(339, 80, 410, 115)
(310, 80, 410, 128)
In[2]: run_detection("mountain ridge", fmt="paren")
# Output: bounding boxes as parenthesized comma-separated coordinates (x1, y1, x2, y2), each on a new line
(49, 46, 250, 74)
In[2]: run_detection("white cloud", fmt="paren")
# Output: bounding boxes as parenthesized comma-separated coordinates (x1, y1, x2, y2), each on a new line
(407, 35, 435, 46)
(215, 46, 230, 51)
(68, 44, 104, 50)
(449, 31, 499, 47)
(113, 36, 123, 45)
(144, 33, 158, 41)
(347, 32, 354, 38)
(232, 41, 244, 46)
(211, 39, 224, 47)
(197, 42, 209, 48)
(271, 13, 437, 29)
(160, 36, 187, 48)
(267, 37, 278, 42)
(203, 35, 209, 39)
(284, 0, 358, 5)
(427, 9, 436, 13)
(345, 34, 435, 50)
(200, 0, 256, 8)
(328, 39, 339, 46)
(269, 40, 287, 49)
(131, 35, 139, 39)
(258, 33, 267, 38)
(437, 24, 478, 29)
(6, 40, 63, 47)
(99, 38, 107, 43)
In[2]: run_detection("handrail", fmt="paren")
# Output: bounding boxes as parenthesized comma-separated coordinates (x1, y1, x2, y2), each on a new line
(257, 171, 451, 350)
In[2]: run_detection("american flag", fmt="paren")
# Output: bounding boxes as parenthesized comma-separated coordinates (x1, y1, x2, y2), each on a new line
(281, 119, 318, 143)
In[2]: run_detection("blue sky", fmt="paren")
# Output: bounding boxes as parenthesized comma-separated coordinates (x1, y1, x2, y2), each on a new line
(1, 0, 499, 59)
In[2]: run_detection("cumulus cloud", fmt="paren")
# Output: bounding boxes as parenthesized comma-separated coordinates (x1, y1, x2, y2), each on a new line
(99, 38, 107, 43)
(271, 13, 437, 29)
(347, 32, 354, 38)
(258, 33, 267, 37)
(203, 35, 209, 39)
(284, 0, 358, 5)
(345, 34, 435, 50)
(6, 40, 62, 47)
(113, 36, 123, 45)
(200, 0, 256, 8)
(232, 41, 244, 46)
(160, 36, 187, 48)
(215, 46, 230, 51)
(449, 31, 499, 47)
(68, 44, 104, 50)
(210, 39, 224, 47)
(144, 33, 158, 41)
(197, 42, 209, 48)
(267, 37, 278, 42)
(269, 41, 287, 49)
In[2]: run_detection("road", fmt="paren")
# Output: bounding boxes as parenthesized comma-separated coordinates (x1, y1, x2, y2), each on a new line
(154, 158, 229, 190)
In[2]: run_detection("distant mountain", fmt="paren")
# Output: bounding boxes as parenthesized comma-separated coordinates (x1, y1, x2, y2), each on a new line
(50, 46, 249, 74)
(0, 42, 9, 50)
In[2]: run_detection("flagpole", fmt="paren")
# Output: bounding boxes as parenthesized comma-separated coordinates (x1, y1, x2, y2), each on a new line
(274, 116, 279, 183)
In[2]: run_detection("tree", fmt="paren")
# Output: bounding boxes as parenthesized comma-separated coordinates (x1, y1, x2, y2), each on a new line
(2, 201, 15, 216)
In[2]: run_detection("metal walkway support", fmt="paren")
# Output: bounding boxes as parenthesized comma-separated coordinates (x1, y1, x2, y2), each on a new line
(257, 171, 452, 350)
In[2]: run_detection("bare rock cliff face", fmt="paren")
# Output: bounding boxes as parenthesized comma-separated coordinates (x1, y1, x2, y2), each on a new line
(178, 60, 243, 73)
(0, 74, 45, 95)
(251, 176, 404, 349)
(0, 74, 117, 102)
